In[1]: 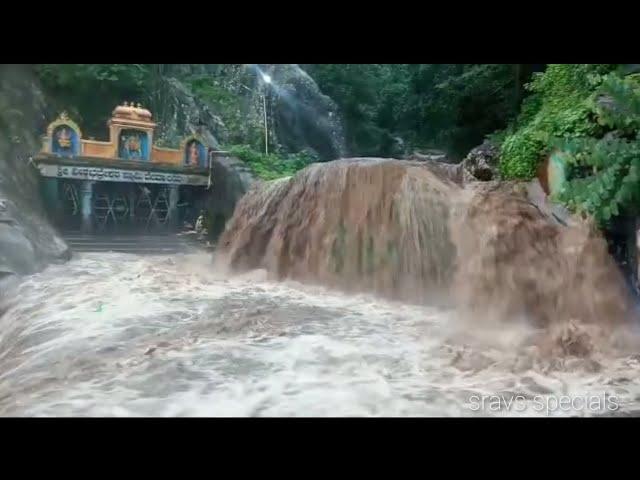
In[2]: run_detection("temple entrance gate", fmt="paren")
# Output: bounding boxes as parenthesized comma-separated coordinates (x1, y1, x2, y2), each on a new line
(89, 183, 181, 233)
(34, 103, 212, 238)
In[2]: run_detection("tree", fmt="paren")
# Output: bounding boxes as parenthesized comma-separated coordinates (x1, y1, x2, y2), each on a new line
(35, 64, 150, 139)
(555, 72, 640, 224)
(307, 64, 534, 159)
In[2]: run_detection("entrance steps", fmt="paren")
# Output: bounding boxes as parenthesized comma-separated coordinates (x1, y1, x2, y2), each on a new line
(61, 232, 206, 255)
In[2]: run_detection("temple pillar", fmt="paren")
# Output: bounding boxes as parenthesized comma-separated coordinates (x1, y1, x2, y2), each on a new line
(80, 180, 94, 234)
(635, 218, 640, 295)
(168, 185, 179, 230)
(42, 178, 61, 224)
(128, 186, 136, 227)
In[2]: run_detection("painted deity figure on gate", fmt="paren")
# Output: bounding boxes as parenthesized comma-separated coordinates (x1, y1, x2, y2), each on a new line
(126, 134, 142, 159)
(52, 123, 80, 156)
(189, 142, 200, 166)
(119, 129, 149, 161)
(57, 128, 72, 149)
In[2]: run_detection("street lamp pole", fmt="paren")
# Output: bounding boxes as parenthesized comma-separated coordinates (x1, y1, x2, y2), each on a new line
(261, 73, 271, 156)
(263, 93, 268, 156)
(241, 72, 272, 157)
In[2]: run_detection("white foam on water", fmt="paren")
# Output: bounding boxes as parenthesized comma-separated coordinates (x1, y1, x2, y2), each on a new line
(1, 252, 639, 417)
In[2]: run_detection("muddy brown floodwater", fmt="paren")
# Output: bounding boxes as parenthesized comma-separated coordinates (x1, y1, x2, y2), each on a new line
(2, 159, 640, 417)
(1, 251, 640, 417)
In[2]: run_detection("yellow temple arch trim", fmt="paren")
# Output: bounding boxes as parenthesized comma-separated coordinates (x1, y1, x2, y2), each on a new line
(179, 135, 206, 152)
(46, 111, 82, 139)
(39, 103, 210, 170)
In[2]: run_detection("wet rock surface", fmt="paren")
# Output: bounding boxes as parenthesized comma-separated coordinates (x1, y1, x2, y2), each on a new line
(0, 66, 70, 276)
(461, 140, 499, 181)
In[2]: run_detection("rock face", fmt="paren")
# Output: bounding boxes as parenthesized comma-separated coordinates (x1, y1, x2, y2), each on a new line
(0, 66, 70, 277)
(146, 64, 345, 233)
(206, 153, 256, 239)
(263, 64, 347, 161)
(149, 63, 350, 239)
(152, 64, 347, 162)
(0, 179, 70, 277)
(153, 76, 227, 150)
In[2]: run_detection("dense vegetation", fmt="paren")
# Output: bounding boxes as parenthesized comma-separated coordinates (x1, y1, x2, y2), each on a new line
(30, 63, 542, 177)
(305, 64, 537, 158)
(25, 63, 640, 224)
(35, 64, 150, 139)
(487, 64, 640, 227)
(32, 64, 538, 157)
(553, 72, 640, 223)
(497, 64, 617, 180)
(228, 145, 315, 180)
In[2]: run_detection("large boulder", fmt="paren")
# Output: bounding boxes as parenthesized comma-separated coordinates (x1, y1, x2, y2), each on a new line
(0, 192, 70, 277)
(461, 140, 500, 181)
(205, 153, 256, 239)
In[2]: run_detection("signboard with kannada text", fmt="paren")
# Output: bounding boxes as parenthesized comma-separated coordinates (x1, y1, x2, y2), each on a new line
(37, 164, 208, 186)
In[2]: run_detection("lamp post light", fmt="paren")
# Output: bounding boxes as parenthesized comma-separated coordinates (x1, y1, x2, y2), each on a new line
(261, 74, 271, 156)
(241, 73, 272, 156)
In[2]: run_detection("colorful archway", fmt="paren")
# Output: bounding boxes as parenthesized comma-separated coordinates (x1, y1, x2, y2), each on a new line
(181, 136, 207, 168)
(47, 112, 82, 156)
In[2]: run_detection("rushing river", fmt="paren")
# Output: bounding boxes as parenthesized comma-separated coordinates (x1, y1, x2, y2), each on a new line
(1, 251, 639, 417)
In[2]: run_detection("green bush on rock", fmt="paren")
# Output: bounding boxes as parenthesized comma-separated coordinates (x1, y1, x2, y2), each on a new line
(554, 73, 640, 224)
(498, 64, 616, 180)
(228, 145, 317, 180)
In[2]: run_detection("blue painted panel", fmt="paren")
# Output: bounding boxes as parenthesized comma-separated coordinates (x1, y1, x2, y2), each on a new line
(51, 125, 80, 156)
(119, 129, 150, 161)
(184, 140, 207, 167)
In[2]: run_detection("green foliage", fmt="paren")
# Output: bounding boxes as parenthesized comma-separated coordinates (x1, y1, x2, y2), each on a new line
(37, 64, 149, 87)
(305, 64, 402, 156)
(228, 145, 315, 180)
(498, 64, 617, 180)
(592, 73, 640, 131)
(186, 72, 256, 147)
(35, 64, 151, 139)
(499, 127, 545, 179)
(306, 64, 530, 158)
(554, 73, 640, 224)
(33, 63, 539, 161)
